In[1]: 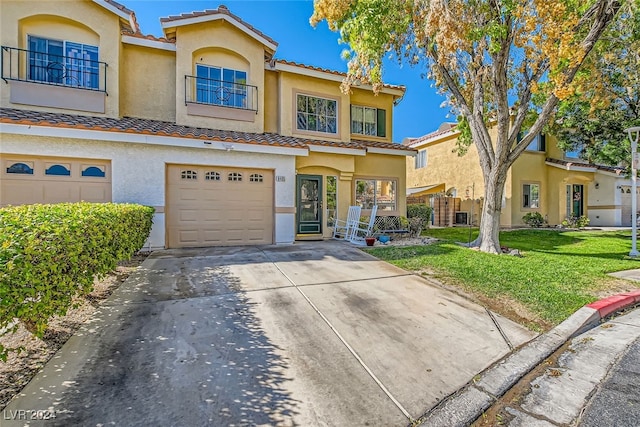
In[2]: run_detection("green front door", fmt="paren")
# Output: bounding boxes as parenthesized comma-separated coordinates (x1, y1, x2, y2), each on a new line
(297, 175, 322, 234)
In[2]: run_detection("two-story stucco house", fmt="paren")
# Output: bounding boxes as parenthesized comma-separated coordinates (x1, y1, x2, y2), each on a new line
(405, 123, 631, 228)
(0, 0, 415, 249)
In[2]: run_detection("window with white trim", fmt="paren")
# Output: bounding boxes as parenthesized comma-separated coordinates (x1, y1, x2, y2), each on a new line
(28, 36, 99, 89)
(523, 183, 540, 209)
(355, 179, 397, 211)
(296, 94, 337, 134)
(415, 149, 427, 169)
(196, 64, 247, 108)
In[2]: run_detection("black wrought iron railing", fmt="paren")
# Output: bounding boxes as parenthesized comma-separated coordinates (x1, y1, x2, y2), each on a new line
(1, 46, 107, 92)
(185, 74, 257, 112)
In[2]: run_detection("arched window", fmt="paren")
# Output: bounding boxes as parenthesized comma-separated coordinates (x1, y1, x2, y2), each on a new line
(249, 173, 264, 183)
(181, 170, 197, 180)
(45, 164, 71, 176)
(228, 172, 242, 182)
(82, 166, 106, 177)
(6, 162, 34, 174)
(205, 171, 220, 181)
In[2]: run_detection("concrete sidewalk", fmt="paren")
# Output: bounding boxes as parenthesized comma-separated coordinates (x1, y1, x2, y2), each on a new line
(2, 241, 535, 426)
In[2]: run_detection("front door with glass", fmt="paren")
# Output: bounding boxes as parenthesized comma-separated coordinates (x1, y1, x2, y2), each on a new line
(296, 175, 323, 234)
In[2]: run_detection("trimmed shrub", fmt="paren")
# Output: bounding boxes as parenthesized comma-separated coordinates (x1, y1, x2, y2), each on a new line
(562, 215, 590, 229)
(407, 204, 433, 227)
(522, 212, 545, 227)
(0, 203, 154, 358)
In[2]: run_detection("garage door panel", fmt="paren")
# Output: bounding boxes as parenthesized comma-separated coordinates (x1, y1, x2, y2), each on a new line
(80, 184, 110, 202)
(0, 155, 111, 207)
(43, 183, 77, 203)
(166, 165, 273, 248)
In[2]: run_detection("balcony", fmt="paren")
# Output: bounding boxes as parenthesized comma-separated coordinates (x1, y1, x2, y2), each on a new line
(184, 74, 258, 122)
(1, 46, 107, 113)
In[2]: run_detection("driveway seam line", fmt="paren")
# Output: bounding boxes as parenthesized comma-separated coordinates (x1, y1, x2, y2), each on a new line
(259, 249, 414, 422)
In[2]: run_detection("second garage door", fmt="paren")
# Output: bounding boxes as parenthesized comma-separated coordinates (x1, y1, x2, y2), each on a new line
(166, 164, 274, 248)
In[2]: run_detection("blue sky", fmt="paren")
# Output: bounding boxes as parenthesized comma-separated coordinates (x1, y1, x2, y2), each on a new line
(126, 0, 450, 141)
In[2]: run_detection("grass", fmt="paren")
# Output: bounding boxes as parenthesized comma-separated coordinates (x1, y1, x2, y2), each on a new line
(367, 228, 640, 329)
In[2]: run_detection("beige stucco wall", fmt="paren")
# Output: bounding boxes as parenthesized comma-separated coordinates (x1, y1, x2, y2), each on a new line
(174, 20, 265, 132)
(0, 0, 122, 117)
(509, 151, 548, 226)
(120, 43, 175, 122)
(264, 69, 279, 133)
(406, 134, 484, 193)
(546, 167, 594, 225)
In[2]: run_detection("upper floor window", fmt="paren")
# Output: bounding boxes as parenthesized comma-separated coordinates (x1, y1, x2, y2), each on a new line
(28, 36, 99, 89)
(196, 64, 247, 109)
(351, 106, 386, 137)
(415, 149, 427, 169)
(296, 94, 337, 134)
(522, 133, 545, 152)
(565, 146, 582, 159)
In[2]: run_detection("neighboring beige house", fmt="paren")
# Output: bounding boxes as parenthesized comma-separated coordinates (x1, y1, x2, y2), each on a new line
(405, 123, 630, 227)
(0, 0, 415, 249)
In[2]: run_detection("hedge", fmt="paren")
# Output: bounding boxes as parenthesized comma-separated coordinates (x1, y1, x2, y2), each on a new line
(0, 202, 154, 356)
(407, 204, 433, 226)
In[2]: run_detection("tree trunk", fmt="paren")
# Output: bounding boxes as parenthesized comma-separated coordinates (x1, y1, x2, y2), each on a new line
(470, 162, 509, 254)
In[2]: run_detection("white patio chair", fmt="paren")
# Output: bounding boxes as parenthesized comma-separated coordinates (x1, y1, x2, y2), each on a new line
(348, 205, 378, 245)
(332, 205, 362, 239)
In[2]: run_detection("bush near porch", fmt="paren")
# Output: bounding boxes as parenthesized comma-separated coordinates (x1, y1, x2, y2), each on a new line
(0, 202, 154, 359)
(367, 228, 640, 330)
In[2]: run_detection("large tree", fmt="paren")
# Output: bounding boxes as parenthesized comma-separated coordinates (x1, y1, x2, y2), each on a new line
(311, 0, 625, 253)
(552, 4, 639, 169)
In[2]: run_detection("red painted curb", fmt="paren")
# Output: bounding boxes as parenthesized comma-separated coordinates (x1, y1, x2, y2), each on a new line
(587, 290, 640, 318)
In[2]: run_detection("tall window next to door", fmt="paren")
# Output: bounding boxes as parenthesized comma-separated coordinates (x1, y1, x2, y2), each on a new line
(326, 176, 337, 227)
(28, 36, 99, 89)
(296, 94, 337, 134)
(196, 64, 247, 108)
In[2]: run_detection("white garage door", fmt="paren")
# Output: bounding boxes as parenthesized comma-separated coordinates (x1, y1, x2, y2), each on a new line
(0, 154, 111, 206)
(166, 164, 274, 248)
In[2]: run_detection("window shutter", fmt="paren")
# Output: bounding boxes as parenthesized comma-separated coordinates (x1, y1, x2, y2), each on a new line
(540, 134, 546, 152)
(376, 109, 386, 137)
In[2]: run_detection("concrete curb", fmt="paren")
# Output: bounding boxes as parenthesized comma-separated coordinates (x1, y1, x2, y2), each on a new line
(416, 290, 640, 427)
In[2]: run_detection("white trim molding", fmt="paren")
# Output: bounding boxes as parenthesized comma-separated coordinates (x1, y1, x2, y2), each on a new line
(0, 123, 307, 157)
(307, 144, 366, 156)
(366, 146, 416, 156)
(122, 35, 176, 52)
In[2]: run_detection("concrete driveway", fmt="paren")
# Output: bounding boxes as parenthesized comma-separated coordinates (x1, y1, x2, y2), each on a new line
(4, 241, 536, 426)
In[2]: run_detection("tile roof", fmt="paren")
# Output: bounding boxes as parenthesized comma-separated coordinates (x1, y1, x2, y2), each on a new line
(159, 5, 278, 48)
(545, 157, 624, 174)
(0, 108, 414, 153)
(404, 126, 459, 146)
(274, 59, 406, 92)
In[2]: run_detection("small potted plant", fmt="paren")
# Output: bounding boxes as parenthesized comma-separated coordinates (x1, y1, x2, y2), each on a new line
(365, 236, 376, 246)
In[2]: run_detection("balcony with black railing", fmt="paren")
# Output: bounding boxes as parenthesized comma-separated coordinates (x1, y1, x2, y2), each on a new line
(2, 46, 107, 92)
(185, 74, 258, 114)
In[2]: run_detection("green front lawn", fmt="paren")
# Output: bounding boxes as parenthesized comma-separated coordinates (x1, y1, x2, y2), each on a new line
(367, 228, 640, 329)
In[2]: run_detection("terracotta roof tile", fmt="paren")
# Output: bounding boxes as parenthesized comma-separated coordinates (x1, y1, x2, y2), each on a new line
(0, 108, 413, 153)
(405, 126, 459, 146)
(274, 59, 405, 92)
(545, 157, 624, 174)
(103, 0, 134, 16)
(160, 5, 278, 47)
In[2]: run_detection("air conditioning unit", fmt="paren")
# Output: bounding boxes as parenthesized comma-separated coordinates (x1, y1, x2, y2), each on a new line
(455, 211, 469, 225)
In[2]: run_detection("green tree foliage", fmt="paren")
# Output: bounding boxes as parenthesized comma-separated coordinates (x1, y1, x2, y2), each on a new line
(553, 2, 640, 169)
(312, 0, 624, 253)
